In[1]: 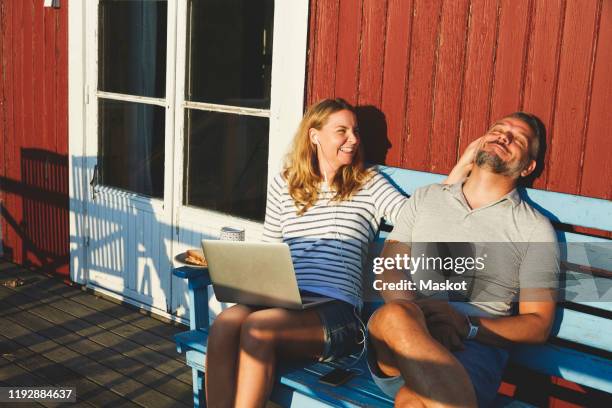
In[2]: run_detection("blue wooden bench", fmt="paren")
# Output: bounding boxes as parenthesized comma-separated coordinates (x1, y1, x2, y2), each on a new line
(173, 166, 612, 407)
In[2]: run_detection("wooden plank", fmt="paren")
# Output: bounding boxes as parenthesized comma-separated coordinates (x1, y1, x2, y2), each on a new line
(521, 0, 564, 190)
(6, 0, 24, 265)
(356, 0, 388, 166)
(429, 0, 469, 174)
(0, 296, 193, 406)
(43, 1, 57, 154)
(520, 182, 612, 232)
(402, 0, 443, 171)
(69, 290, 184, 339)
(308, 0, 340, 102)
(551, 309, 612, 351)
(546, 0, 599, 194)
(1, 336, 136, 408)
(0, 315, 190, 408)
(334, 0, 363, 104)
(56, 0, 69, 156)
(357, 0, 387, 106)
(510, 343, 612, 394)
(0, 266, 181, 341)
(0, 354, 59, 408)
(278, 360, 394, 407)
(376, 166, 612, 231)
(0, 0, 5, 241)
(380, 0, 413, 166)
(580, 0, 612, 201)
(1, 260, 183, 339)
(489, 0, 530, 120)
(0, 282, 193, 385)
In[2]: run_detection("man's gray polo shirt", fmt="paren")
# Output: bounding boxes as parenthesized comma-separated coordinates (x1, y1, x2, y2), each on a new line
(387, 182, 559, 316)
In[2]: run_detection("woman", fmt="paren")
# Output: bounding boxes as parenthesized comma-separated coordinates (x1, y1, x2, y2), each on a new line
(205, 98, 475, 407)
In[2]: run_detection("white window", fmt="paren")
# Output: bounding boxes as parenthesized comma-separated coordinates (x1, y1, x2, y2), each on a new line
(69, 0, 309, 314)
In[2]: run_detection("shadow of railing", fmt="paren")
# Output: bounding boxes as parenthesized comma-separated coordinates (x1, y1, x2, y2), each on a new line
(0, 149, 69, 276)
(0, 263, 193, 405)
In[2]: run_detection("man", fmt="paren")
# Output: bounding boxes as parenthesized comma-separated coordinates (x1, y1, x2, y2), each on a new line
(368, 113, 559, 407)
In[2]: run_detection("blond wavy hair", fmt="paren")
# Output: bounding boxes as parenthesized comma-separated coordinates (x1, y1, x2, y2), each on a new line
(282, 98, 373, 215)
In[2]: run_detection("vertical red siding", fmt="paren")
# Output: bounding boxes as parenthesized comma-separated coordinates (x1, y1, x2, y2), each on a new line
(307, 0, 612, 203)
(308, 0, 339, 102)
(334, 0, 363, 103)
(522, 0, 564, 190)
(489, 0, 530, 120)
(0, 0, 69, 277)
(357, 0, 387, 107)
(403, 0, 442, 171)
(457, 0, 498, 159)
(429, 0, 469, 174)
(580, 0, 612, 199)
(381, 0, 413, 167)
(547, 0, 599, 195)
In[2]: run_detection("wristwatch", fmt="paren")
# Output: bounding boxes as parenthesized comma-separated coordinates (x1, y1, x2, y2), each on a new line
(465, 315, 479, 340)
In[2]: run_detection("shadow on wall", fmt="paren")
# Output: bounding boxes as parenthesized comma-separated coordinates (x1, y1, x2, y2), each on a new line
(355, 105, 391, 165)
(0, 149, 69, 277)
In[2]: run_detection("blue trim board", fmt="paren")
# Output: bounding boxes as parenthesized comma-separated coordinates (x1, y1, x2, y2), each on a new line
(377, 166, 612, 231)
(510, 344, 612, 394)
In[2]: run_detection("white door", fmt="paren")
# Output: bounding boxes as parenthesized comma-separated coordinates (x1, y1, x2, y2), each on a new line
(82, 0, 177, 312)
(75, 0, 308, 317)
(169, 0, 309, 318)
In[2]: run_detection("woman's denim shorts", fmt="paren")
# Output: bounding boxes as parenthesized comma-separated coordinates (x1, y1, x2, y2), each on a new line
(314, 300, 363, 362)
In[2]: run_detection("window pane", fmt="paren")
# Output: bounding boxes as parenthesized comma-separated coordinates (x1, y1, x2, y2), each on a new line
(184, 110, 269, 220)
(99, 0, 167, 98)
(98, 99, 165, 198)
(186, 0, 274, 109)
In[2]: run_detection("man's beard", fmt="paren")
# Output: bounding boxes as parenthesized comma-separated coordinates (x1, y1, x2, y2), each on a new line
(475, 149, 526, 177)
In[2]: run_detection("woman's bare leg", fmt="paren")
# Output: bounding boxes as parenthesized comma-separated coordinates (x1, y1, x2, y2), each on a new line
(205, 304, 254, 408)
(234, 307, 325, 408)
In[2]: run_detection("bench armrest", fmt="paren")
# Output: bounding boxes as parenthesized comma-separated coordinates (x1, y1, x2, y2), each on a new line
(173, 266, 211, 331)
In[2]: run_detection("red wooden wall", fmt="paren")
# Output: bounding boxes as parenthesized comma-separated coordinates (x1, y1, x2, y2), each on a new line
(0, 0, 69, 277)
(306, 0, 612, 203)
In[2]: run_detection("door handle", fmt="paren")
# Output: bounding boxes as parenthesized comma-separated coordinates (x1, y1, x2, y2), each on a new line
(90, 164, 99, 201)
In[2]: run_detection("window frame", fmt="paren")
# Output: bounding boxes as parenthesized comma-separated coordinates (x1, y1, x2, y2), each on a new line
(171, 0, 309, 237)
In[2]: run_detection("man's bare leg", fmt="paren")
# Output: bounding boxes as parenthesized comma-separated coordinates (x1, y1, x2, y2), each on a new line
(368, 301, 477, 408)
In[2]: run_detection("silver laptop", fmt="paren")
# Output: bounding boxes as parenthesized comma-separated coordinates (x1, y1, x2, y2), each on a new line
(201, 240, 333, 309)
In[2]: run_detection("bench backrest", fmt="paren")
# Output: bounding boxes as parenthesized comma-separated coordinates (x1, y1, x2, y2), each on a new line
(371, 166, 612, 394)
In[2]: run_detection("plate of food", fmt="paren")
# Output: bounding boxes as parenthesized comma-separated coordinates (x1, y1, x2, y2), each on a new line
(175, 249, 208, 268)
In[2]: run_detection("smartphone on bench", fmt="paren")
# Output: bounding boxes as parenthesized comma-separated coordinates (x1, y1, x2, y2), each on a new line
(318, 368, 356, 386)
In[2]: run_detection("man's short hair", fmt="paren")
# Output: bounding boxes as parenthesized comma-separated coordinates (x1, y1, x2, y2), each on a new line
(507, 112, 545, 161)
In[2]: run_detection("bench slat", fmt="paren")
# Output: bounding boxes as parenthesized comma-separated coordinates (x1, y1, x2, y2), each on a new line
(511, 344, 612, 393)
(278, 368, 393, 408)
(175, 329, 207, 354)
(562, 271, 612, 312)
(377, 166, 612, 231)
(175, 329, 394, 407)
(296, 359, 395, 406)
(552, 309, 612, 351)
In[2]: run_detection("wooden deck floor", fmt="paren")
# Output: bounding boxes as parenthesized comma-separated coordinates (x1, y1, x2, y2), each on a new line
(0, 261, 194, 408)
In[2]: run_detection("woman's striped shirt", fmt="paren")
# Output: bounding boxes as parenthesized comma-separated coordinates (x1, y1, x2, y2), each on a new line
(262, 170, 407, 307)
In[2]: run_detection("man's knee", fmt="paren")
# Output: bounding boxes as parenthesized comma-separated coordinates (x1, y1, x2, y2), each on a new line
(395, 386, 427, 408)
(369, 300, 426, 338)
